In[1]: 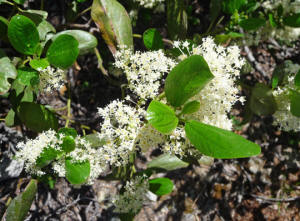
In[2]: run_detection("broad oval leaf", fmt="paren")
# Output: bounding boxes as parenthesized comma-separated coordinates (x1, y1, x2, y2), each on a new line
(8, 15, 40, 55)
(143, 28, 164, 50)
(239, 18, 266, 31)
(181, 100, 200, 115)
(147, 154, 189, 171)
(54, 30, 98, 55)
(185, 120, 261, 159)
(0, 49, 17, 94)
(36, 147, 61, 168)
(18, 102, 58, 133)
(250, 83, 277, 116)
(65, 158, 90, 185)
(5, 179, 38, 221)
(61, 136, 76, 153)
(290, 90, 300, 117)
(46, 34, 79, 69)
(91, 0, 133, 54)
(283, 13, 300, 27)
(165, 55, 214, 107)
(58, 127, 78, 138)
(146, 100, 178, 134)
(149, 178, 173, 196)
(29, 58, 49, 71)
(16, 67, 39, 86)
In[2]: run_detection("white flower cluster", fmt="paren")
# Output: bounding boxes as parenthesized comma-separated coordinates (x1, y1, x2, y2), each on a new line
(38, 66, 65, 93)
(133, 0, 164, 8)
(174, 38, 245, 130)
(114, 175, 149, 214)
(114, 46, 176, 102)
(273, 63, 300, 131)
(15, 130, 106, 184)
(245, 0, 300, 45)
(97, 100, 145, 167)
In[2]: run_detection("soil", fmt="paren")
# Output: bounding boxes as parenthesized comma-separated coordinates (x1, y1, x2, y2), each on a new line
(1, 0, 300, 220)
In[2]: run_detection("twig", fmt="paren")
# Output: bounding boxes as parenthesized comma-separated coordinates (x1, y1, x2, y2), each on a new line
(74, 6, 92, 21)
(133, 33, 173, 45)
(251, 194, 300, 203)
(94, 48, 109, 76)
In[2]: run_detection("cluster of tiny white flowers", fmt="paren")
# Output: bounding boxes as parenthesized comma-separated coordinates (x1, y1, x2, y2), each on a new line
(15, 130, 63, 176)
(133, 0, 164, 8)
(273, 63, 300, 131)
(174, 38, 245, 130)
(97, 100, 145, 167)
(114, 46, 176, 102)
(38, 66, 65, 93)
(114, 175, 149, 214)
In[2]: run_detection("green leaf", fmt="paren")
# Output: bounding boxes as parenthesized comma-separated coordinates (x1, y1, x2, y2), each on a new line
(147, 154, 189, 171)
(83, 133, 106, 148)
(16, 67, 39, 86)
(13, 0, 25, 4)
(18, 102, 58, 133)
(185, 120, 261, 159)
(268, 13, 277, 28)
(36, 147, 61, 168)
(250, 83, 277, 116)
(29, 58, 49, 70)
(294, 70, 300, 87)
(0, 16, 9, 41)
(8, 15, 40, 55)
(65, 158, 90, 185)
(5, 179, 38, 221)
(58, 127, 77, 138)
(143, 28, 164, 51)
(0, 49, 17, 94)
(290, 90, 300, 117)
(283, 13, 300, 27)
(271, 61, 294, 89)
(239, 18, 266, 31)
(222, 0, 247, 14)
(165, 55, 214, 107)
(91, 0, 133, 55)
(215, 32, 244, 44)
(46, 34, 79, 69)
(53, 30, 98, 55)
(181, 100, 200, 115)
(61, 136, 76, 153)
(149, 178, 173, 196)
(210, 0, 222, 23)
(5, 108, 18, 127)
(146, 100, 178, 134)
(166, 0, 188, 40)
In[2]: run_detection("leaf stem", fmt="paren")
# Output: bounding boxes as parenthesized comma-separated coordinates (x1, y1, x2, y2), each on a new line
(74, 6, 92, 21)
(0, 118, 5, 121)
(94, 48, 108, 76)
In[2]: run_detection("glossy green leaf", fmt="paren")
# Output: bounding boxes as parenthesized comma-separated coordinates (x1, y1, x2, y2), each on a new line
(61, 136, 76, 153)
(166, 0, 188, 40)
(5, 179, 38, 221)
(143, 28, 164, 50)
(46, 34, 79, 69)
(36, 147, 61, 168)
(181, 100, 200, 115)
(239, 18, 266, 31)
(149, 178, 173, 196)
(8, 15, 40, 55)
(147, 154, 189, 171)
(58, 127, 77, 138)
(0, 49, 17, 94)
(290, 90, 300, 117)
(0, 16, 9, 41)
(84, 133, 106, 148)
(18, 102, 58, 133)
(250, 83, 277, 116)
(29, 58, 49, 70)
(16, 67, 39, 86)
(91, 0, 133, 54)
(165, 55, 214, 107)
(215, 32, 244, 44)
(283, 13, 300, 27)
(222, 0, 247, 14)
(65, 158, 90, 185)
(13, 0, 25, 4)
(146, 100, 178, 134)
(53, 30, 98, 55)
(185, 120, 261, 159)
(294, 70, 300, 87)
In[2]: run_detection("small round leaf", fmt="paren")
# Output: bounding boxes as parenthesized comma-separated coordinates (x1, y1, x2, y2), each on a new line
(65, 158, 90, 185)
(149, 178, 173, 196)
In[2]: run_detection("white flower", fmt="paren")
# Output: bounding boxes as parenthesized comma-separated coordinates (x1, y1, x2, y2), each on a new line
(133, 0, 164, 8)
(98, 100, 145, 167)
(114, 175, 149, 214)
(38, 66, 65, 93)
(273, 63, 300, 131)
(114, 47, 176, 102)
